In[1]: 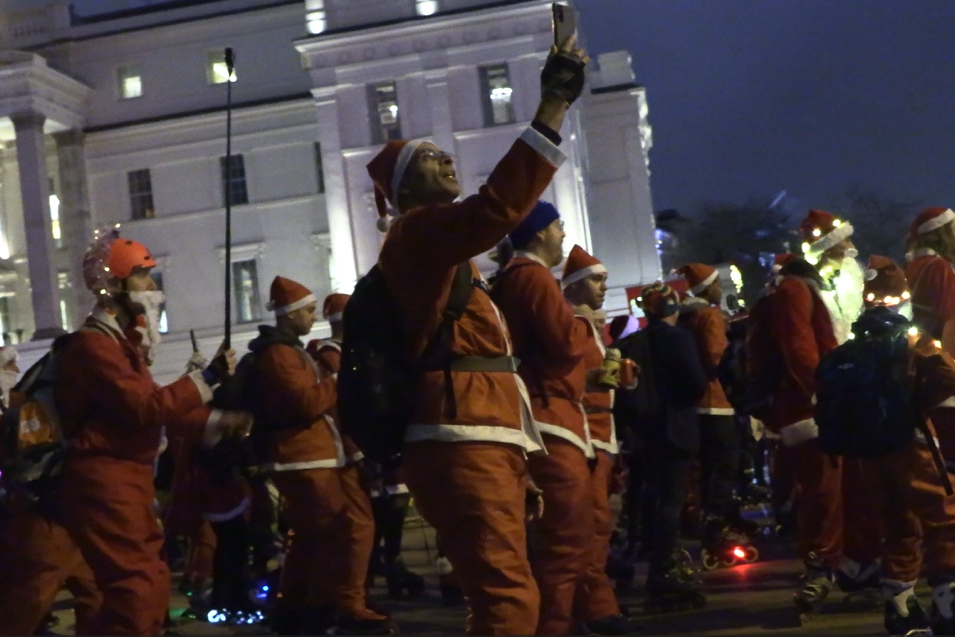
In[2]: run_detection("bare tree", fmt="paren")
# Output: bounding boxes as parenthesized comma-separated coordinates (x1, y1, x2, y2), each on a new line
(833, 187, 920, 263)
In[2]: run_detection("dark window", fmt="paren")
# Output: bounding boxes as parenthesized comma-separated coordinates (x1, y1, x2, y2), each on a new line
(220, 154, 249, 206)
(314, 142, 325, 194)
(128, 169, 154, 220)
(480, 64, 516, 126)
(367, 82, 402, 144)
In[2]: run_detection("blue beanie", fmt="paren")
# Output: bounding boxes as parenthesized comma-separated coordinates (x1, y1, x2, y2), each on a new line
(508, 201, 560, 249)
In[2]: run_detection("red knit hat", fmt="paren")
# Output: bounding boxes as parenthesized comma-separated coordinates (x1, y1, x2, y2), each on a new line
(561, 245, 606, 289)
(639, 281, 680, 317)
(674, 263, 718, 295)
(908, 206, 955, 242)
(366, 139, 429, 233)
(799, 209, 853, 257)
(322, 293, 350, 322)
(266, 276, 316, 316)
(863, 255, 910, 308)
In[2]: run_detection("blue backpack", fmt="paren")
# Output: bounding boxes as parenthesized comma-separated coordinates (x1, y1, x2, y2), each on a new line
(815, 309, 918, 458)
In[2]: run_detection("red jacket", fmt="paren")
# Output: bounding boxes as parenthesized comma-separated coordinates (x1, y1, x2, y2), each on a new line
(678, 297, 733, 416)
(57, 310, 214, 466)
(495, 254, 592, 456)
(378, 127, 564, 451)
(310, 339, 363, 463)
(753, 276, 837, 446)
(578, 316, 617, 455)
(907, 250, 955, 342)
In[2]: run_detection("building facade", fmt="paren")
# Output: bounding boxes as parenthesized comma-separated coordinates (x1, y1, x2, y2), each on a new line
(0, 0, 659, 383)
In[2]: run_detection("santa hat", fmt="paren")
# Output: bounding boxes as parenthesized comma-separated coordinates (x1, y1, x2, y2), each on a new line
(639, 281, 680, 318)
(0, 346, 18, 368)
(509, 201, 560, 250)
(799, 209, 854, 256)
(561, 245, 607, 289)
(366, 138, 430, 233)
(266, 276, 316, 316)
(674, 263, 718, 295)
(908, 206, 955, 242)
(322, 293, 350, 323)
(863, 255, 910, 307)
(772, 253, 797, 273)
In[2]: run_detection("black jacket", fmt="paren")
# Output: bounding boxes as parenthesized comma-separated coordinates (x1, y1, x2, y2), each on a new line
(643, 320, 708, 454)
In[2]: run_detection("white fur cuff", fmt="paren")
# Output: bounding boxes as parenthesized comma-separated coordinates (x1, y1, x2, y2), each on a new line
(779, 418, 819, 447)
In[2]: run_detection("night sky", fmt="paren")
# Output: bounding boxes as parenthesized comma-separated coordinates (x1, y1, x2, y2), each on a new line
(19, 0, 955, 218)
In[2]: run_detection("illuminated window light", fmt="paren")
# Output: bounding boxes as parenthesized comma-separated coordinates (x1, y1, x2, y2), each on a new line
(212, 61, 237, 83)
(49, 194, 61, 247)
(416, 0, 439, 16)
(306, 10, 326, 34)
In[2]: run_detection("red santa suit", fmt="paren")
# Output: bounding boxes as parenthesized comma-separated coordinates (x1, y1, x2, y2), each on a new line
(495, 236, 595, 636)
(56, 308, 218, 635)
(372, 127, 562, 635)
(253, 278, 378, 626)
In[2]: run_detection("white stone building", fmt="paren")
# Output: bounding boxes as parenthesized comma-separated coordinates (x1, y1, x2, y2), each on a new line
(0, 0, 659, 383)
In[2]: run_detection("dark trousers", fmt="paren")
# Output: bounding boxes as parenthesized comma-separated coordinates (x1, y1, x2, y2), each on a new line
(644, 443, 694, 573)
(370, 494, 409, 570)
(698, 415, 741, 518)
(624, 444, 653, 550)
(210, 516, 250, 610)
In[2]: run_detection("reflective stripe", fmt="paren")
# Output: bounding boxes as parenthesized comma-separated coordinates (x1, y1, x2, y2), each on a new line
(537, 421, 595, 459)
(202, 497, 251, 523)
(258, 458, 342, 472)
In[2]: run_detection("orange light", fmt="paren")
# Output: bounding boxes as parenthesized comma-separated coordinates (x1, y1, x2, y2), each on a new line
(733, 547, 746, 559)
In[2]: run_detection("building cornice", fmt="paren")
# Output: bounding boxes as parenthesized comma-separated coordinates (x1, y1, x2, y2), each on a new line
(0, 52, 91, 130)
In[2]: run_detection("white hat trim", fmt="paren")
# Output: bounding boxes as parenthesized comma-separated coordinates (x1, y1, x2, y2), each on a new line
(918, 208, 955, 235)
(690, 269, 719, 295)
(326, 311, 343, 323)
(805, 220, 854, 255)
(562, 263, 607, 289)
(271, 293, 317, 317)
(388, 139, 429, 211)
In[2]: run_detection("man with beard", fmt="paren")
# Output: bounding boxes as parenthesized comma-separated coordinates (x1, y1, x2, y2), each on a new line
(54, 230, 252, 634)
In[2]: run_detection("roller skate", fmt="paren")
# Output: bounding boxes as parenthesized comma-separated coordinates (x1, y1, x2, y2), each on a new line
(836, 558, 882, 610)
(794, 559, 835, 625)
(643, 559, 706, 614)
(436, 556, 465, 606)
(883, 584, 929, 636)
(385, 558, 425, 600)
(700, 518, 759, 570)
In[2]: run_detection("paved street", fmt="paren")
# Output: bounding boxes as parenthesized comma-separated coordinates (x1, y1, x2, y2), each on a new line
(48, 506, 898, 635)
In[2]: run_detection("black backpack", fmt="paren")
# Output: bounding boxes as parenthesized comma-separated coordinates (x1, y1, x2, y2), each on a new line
(815, 310, 919, 458)
(338, 263, 472, 464)
(612, 329, 660, 426)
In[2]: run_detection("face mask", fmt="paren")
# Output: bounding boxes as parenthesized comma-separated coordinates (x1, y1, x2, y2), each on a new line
(128, 290, 165, 363)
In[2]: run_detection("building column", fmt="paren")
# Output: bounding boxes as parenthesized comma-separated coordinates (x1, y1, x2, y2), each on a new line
(11, 112, 64, 340)
(53, 129, 94, 329)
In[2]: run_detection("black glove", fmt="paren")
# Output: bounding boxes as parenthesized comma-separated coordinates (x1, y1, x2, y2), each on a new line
(540, 50, 586, 105)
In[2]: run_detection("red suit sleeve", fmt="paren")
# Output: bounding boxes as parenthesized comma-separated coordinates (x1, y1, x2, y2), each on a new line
(773, 279, 819, 397)
(914, 258, 955, 337)
(385, 130, 562, 269)
(917, 348, 955, 411)
(504, 264, 589, 362)
(60, 330, 209, 432)
(256, 344, 337, 426)
(316, 346, 341, 377)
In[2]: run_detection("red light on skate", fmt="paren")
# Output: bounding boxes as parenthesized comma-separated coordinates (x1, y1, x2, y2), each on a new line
(733, 547, 746, 559)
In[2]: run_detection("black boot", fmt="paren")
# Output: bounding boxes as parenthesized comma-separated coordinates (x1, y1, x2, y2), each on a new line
(299, 604, 337, 635)
(385, 559, 425, 599)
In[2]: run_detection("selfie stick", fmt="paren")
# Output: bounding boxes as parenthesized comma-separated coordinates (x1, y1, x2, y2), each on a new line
(223, 48, 235, 350)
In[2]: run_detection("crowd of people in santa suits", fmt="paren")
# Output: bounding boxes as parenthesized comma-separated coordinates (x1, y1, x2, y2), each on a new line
(2, 32, 955, 637)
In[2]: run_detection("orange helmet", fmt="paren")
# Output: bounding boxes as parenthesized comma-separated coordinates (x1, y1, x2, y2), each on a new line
(83, 227, 156, 295)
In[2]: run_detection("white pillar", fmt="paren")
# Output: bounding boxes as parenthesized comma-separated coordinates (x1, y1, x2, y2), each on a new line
(313, 91, 358, 293)
(11, 112, 63, 340)
(54, 129, 94, 328)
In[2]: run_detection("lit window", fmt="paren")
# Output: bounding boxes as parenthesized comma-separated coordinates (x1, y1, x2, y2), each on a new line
(367, 82, 402, 144)
(479, 64, 515, 126)
(48, 178, 61, 249)
(233, 259, 262, 323)
(58, 272, 71, 332)
(220, 155, 249, 206)
(416, 0, 439, 16)
(128, 169, 155, 220)
(0, 295, 11, 345)
(117, 64, 142, 99)
(207, 50, 236, 84)
(306, 0, 326, 34)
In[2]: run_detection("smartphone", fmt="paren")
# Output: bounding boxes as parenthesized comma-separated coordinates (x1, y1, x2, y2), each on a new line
(552, 2, 577, 48)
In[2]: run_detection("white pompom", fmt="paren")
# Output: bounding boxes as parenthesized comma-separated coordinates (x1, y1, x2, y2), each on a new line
(376, 215, 394, 233)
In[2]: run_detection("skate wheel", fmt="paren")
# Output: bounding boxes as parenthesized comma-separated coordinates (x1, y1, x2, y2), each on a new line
(691, 594, 707, 609)
(719, 556, 737, 568)
(701, 550, 720, 570)
(743, 546, 760, 563)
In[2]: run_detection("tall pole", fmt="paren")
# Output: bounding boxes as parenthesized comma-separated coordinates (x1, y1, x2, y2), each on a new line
(223, 47, 235, 349)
